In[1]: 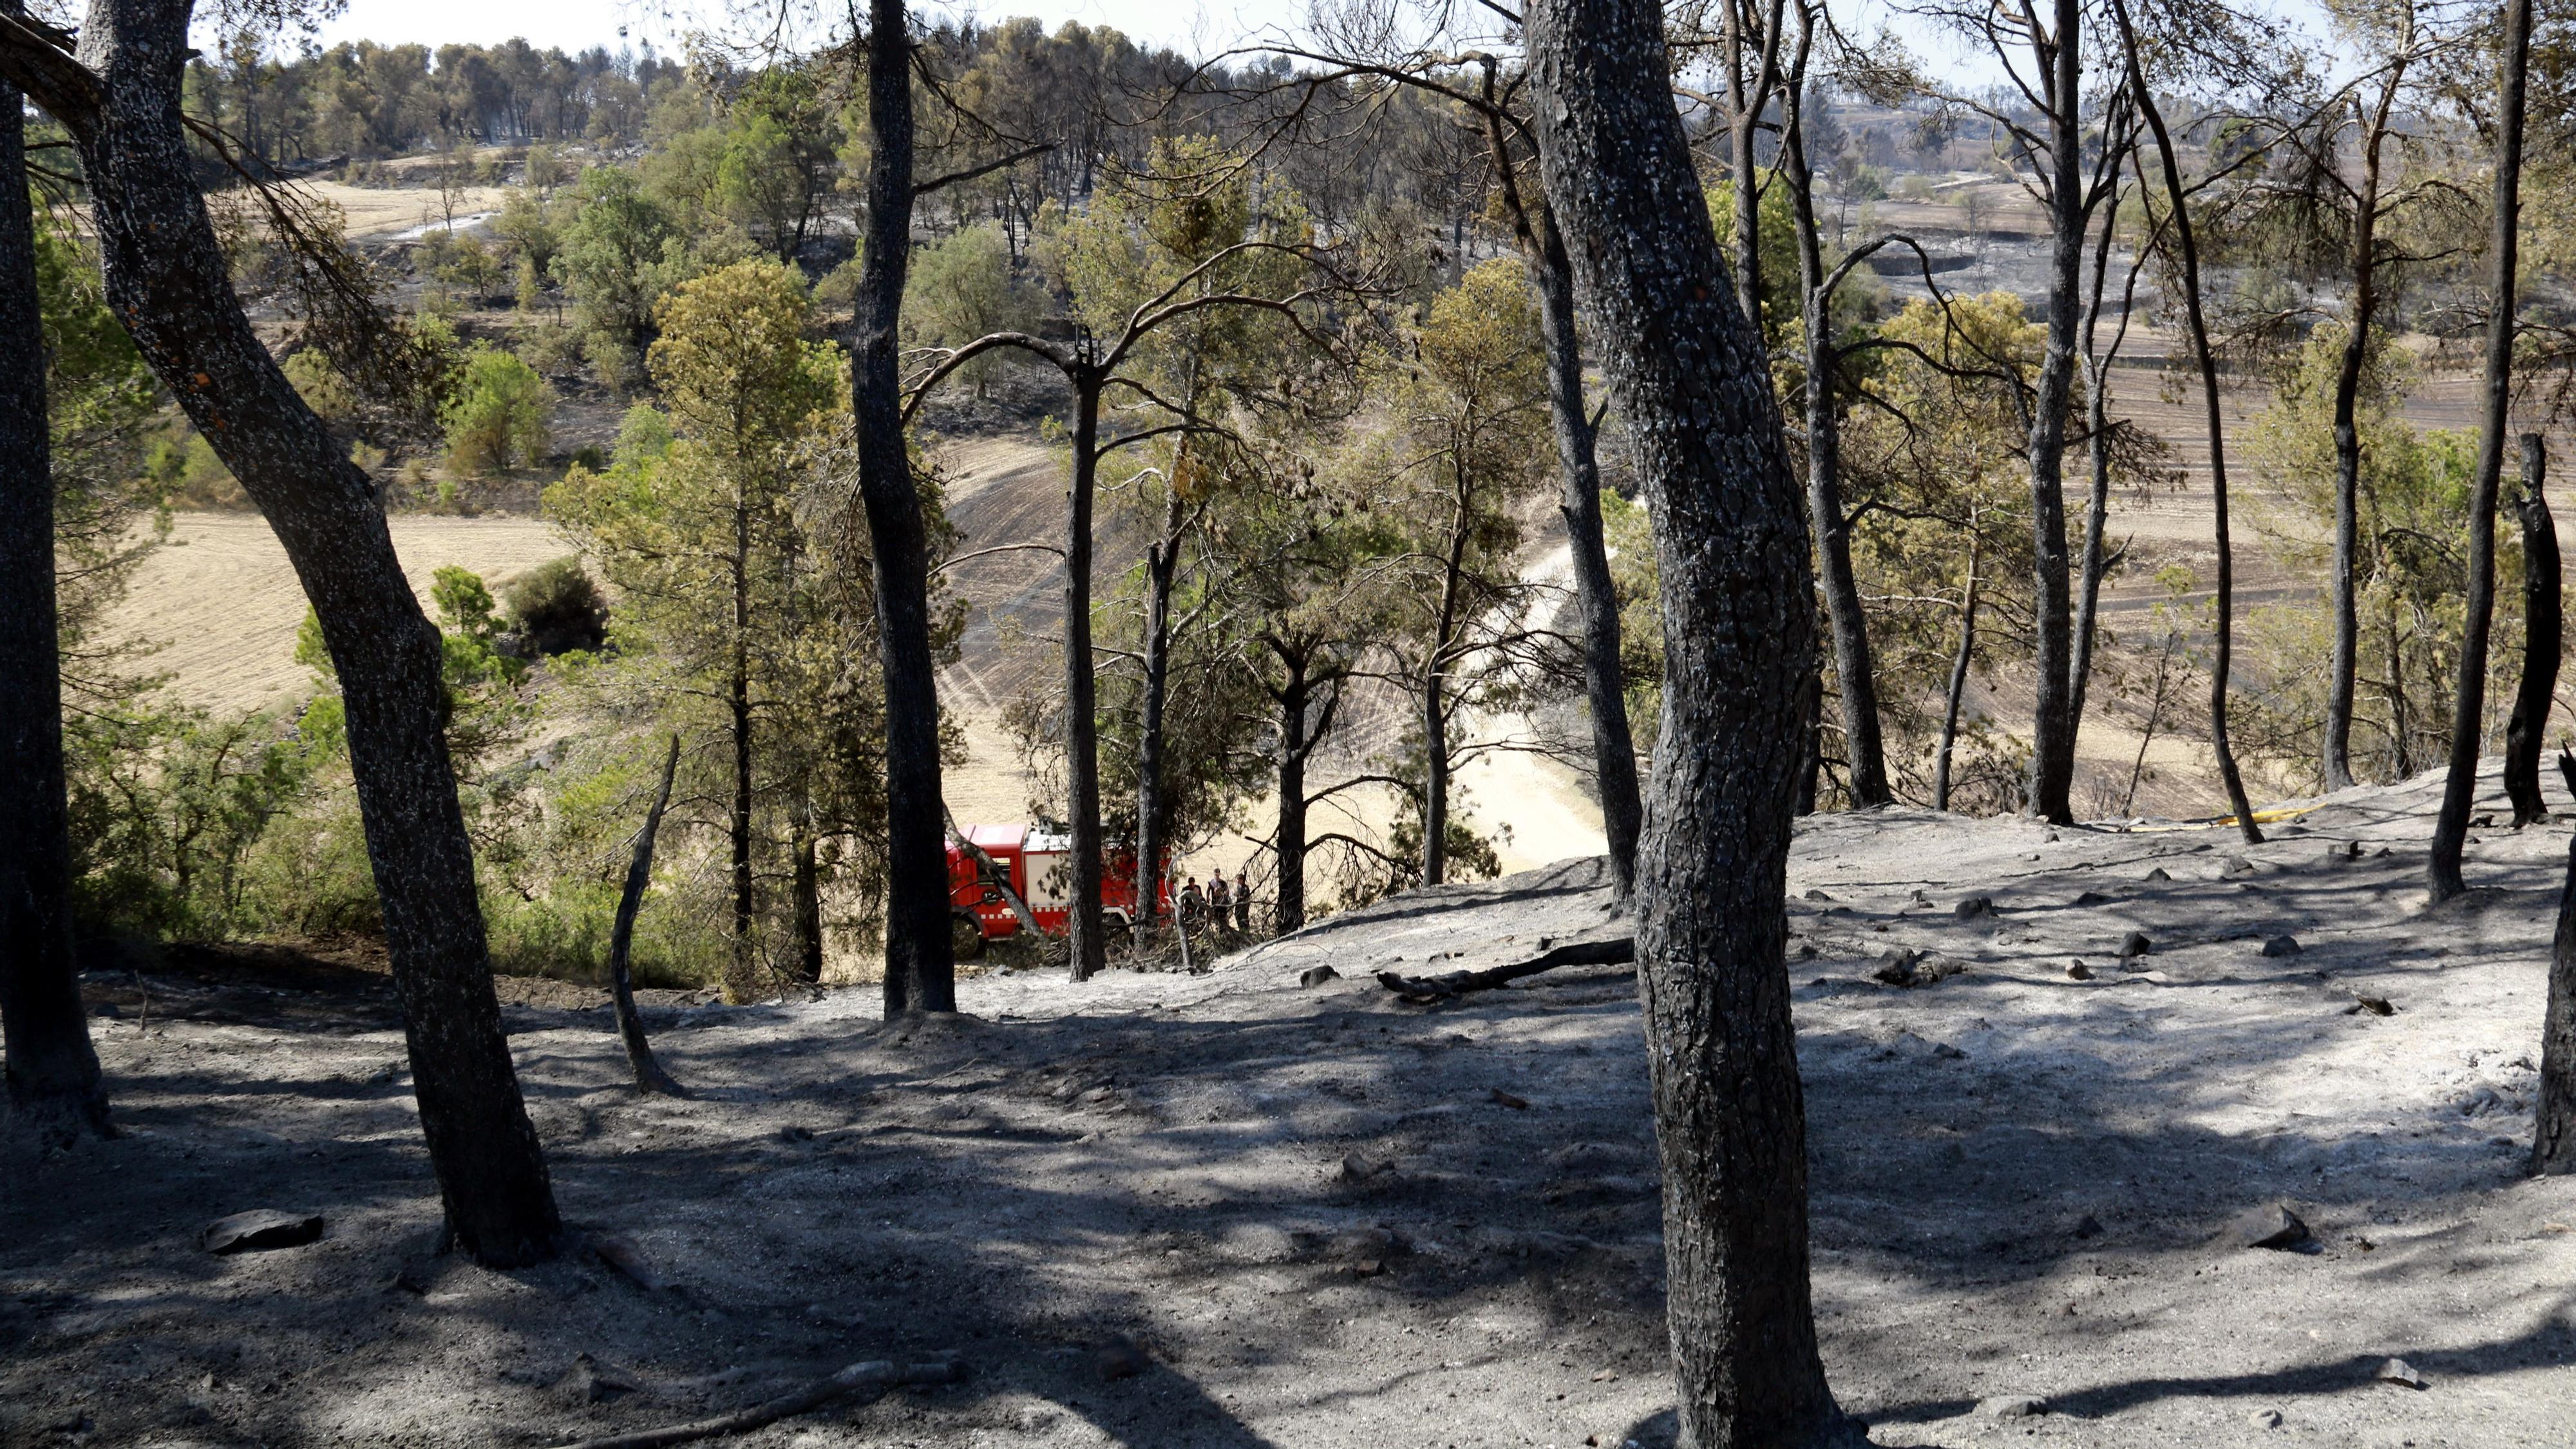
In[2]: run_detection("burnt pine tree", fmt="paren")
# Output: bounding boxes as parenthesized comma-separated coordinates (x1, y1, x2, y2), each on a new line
(2069, 97, 2143, 737)
(2505, 436, 2557, 826)
(2316, 18, 2433, 791)
(2532, 746, 2576, 1173)
(1778, 14, 1893, 807)
(2024, 0, 2092, 825)
(1526, 0, 1863, 1443)
(0, 23, 112, 1144)
(1464, 61, 1649, 889)
(851, 0, 958, 1014)
(2114, 0, 2260, 845)
(906, 213, 1343, 981)
(0, 0, 560, 1262)
(2430, 0, 2535, 903)
(1915, 0, 2117, 822)
(1254, 44, 1647, 896)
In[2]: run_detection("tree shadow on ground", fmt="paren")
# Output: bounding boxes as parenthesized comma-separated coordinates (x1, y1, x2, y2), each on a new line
(12, 771, 2576, 1445)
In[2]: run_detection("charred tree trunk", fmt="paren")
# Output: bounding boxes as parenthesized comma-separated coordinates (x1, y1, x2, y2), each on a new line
(2506, 437, 2557, 827)
(2431, 0, 2532, 903)
(1936, 534, 1984, 813)
(2070, 172, 2134, 734)
(790, 820, 824, 983)
(1265, 641, 1337, 936)
(850, 0, 956, 1014)
(1421, 663, 1450, 887)
(2534, 748, 2576, 1173)
(1063, 374, 1108, 980)
(2023, 0, 2085, 826)
(1717, 0, 1779, 335)
(0, 51, 111, 1144)
(1133, 495, 1183, 936)
(607, 737, 686, 1096)
(1784, 77, 1889, 808)
(2325, 86, 2398, 793)
(2389, 584, 2416, 779)
(1481, 107, 1643, 895)
(0, 0, 559, 1261)
(726, 505, 757, 1002)
(1421, 482, 1472, 888)
(1273, 661, 1309, 934)
(1526, 1, 1860, 1442)
(2119, 5, 2260, 844)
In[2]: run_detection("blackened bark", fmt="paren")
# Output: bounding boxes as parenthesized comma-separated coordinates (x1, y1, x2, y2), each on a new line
(2325, 80, 2400, 793)
(1481, 107, 1643, 895)
(1063, 376, 1108, 981)
(1783, 74, 1889, 808)
(1133, 493, 1182, 935)
(607, 737, 686, 1096)
(850, 0, 956, 1014)
(1526, 1, 1859, 1443)
(11, 0, 558, 1260)
(1718, 0, 1783, 332)
(1272, 658, 1309, 934)
(1378, 934, 1635, 999)
(1551, 375, 1647, 886)
(2430, 0, 2532, 902)
(2070, 173, 2134, 735)
(0, 51, 111, 1144)
(2119, 29, 2260, 846)
(2533, 749, 2576, 1173)
(2388, 584, 2415, 778)
(2506, 437, 2557, 827)
(1935, 534, 1983, 813)
(727, 506, 757, 1002)
(1420, 671, 1448, 886)
(791, 824, 824, 983)
(1421, 478, 1472, 887)
(2023, 0, 2084, 826)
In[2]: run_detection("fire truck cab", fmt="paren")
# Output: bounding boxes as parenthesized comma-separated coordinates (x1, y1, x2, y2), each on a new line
(945, 823, 1155, 958)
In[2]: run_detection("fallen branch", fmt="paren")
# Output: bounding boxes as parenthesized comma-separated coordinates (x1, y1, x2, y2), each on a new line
(1376, 936, 1635, 1001)
(553, 1357, 968, 1449)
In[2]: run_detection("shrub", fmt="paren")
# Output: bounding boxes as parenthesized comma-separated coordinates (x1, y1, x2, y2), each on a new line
(582, 328, 639, 396)
(506, 556, 609, 656)
(236, 792, 383, 936)
(144, 428, 245, 507)
(65, 701, 336, 940)
(440, 345, 552, 475)
(518, 319, 583, 376)
(283, 349, 358, 429)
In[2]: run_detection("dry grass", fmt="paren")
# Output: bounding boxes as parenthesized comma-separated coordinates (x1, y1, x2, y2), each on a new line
(106, 511, 571, 715)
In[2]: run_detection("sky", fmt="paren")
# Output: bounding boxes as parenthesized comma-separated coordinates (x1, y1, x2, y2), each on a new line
(307, 0, 1248, 57)
(301, 0, 2336, 97)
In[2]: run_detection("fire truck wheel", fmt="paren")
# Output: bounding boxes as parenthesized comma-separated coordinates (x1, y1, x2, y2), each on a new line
(950, 911, 987, 961)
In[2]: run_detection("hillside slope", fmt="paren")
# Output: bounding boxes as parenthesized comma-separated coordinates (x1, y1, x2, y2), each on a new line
(8, 764, 2575, 1446)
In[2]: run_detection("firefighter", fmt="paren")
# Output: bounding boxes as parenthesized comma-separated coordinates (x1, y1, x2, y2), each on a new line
(1232, 869, 1251, 934)
(1206, 870, 1231, 931)
(1177, 874, 1205, 931)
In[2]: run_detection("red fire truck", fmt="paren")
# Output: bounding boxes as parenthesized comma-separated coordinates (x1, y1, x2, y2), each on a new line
(945, 823, 1164, 958)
